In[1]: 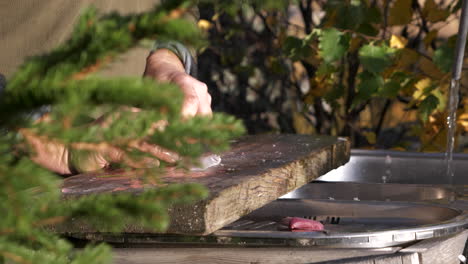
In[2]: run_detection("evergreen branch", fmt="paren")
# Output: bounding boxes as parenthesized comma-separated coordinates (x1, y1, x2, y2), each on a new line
(0, 1, 245, 263)
(0, 250, 32, 264)
(0, 228, 14, 236)
(32, 216, 68, 228)
(0, 77, 184, 127)
(69, 244, 112, 264)
(149, 113, 245, 157)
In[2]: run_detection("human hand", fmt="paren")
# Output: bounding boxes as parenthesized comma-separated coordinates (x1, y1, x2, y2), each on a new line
(21, 47, 213, 174)
(20, 111, 179, 174)
(144, 48, 212, 118)
(20, 128, 179, 174)
(168, 71, 212, 118)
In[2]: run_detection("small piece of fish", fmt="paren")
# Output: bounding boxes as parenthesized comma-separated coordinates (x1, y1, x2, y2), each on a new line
(279, 217, 324, 232)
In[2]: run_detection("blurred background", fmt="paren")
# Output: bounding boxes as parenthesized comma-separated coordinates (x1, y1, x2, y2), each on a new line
(194, 0, 467, 152)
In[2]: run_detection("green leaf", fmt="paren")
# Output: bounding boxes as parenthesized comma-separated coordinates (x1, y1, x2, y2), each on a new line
(355, 5, 381, 36)
(380, 71, 409, 98)
(319, 28, 349, 63)
(433, 42, 454, 73)
(324, 84, 345, 109)
(256, 0, 289, 9)
(419, 94, 439, 122)
(316, 63, 337, 76)
(353, 71, 384, 106)
(356, 23, 379, 37)
(381, 80, 401, 98)
(328, 0, 366, 30)
(364, 6, 382, 24)
(359, 44, 395, 74)
(432, 89, 447, 112)
(283, 36, 312, 61)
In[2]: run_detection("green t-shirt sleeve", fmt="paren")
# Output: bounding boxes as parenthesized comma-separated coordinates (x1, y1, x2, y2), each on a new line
(151, 41, 197, 77)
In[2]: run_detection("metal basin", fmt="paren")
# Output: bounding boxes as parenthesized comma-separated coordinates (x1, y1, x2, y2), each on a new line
(79, 199, 468, 248)
(68, 150, 468, 249)
(214, 199, 468, 248)
(317, 149, 468, 185)
(281, 182, 454, 201)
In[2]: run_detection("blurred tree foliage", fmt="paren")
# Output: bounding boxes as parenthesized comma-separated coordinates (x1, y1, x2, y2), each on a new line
(196, 0, 465, 151)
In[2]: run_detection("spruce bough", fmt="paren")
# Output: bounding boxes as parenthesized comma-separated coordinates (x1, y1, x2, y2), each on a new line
(0, 2, 244, 263)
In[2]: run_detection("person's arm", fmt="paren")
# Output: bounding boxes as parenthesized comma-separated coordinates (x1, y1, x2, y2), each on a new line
(144, 48, 212, 117)
(21, 48, 212, 174)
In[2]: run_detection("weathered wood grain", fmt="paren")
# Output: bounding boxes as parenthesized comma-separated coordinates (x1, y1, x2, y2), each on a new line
(61, 134, 350, 234)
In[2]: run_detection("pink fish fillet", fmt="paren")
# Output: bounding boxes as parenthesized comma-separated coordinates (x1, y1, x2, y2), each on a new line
(281, 217, 324, 231)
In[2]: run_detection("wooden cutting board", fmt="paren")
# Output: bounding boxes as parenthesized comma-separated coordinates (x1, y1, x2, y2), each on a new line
(61, 134, 350, 235)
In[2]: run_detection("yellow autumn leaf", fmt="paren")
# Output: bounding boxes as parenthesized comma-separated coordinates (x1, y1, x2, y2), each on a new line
(211, 13, 220, 21)
(463, 98, 468, 112)
(420, 112, 447, 152)
(197, 19, 212, 31)
(459, 113, 468, 132)
(363, 131, 377, 144)
(389, 0, 413, 26)
(432, 83, 447, 111)
(413, 78, 431, 100)
(390, 35, 408, 49)
(292, 112, 315, 135)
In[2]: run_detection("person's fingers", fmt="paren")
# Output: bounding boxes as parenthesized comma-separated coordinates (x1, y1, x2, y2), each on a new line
(197, 93, 212, 116)
(181, 84, 212, 117)
(128, 140, 179, 164)
(68, 149, 109, 173)
(181, 95, 199, 118)
(191, 81, 212, 116)
(70, 141, 166, 170)
(122, 155, 160, 169)
(171, 73, 213, 118)
(69, 142, 121, 172)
